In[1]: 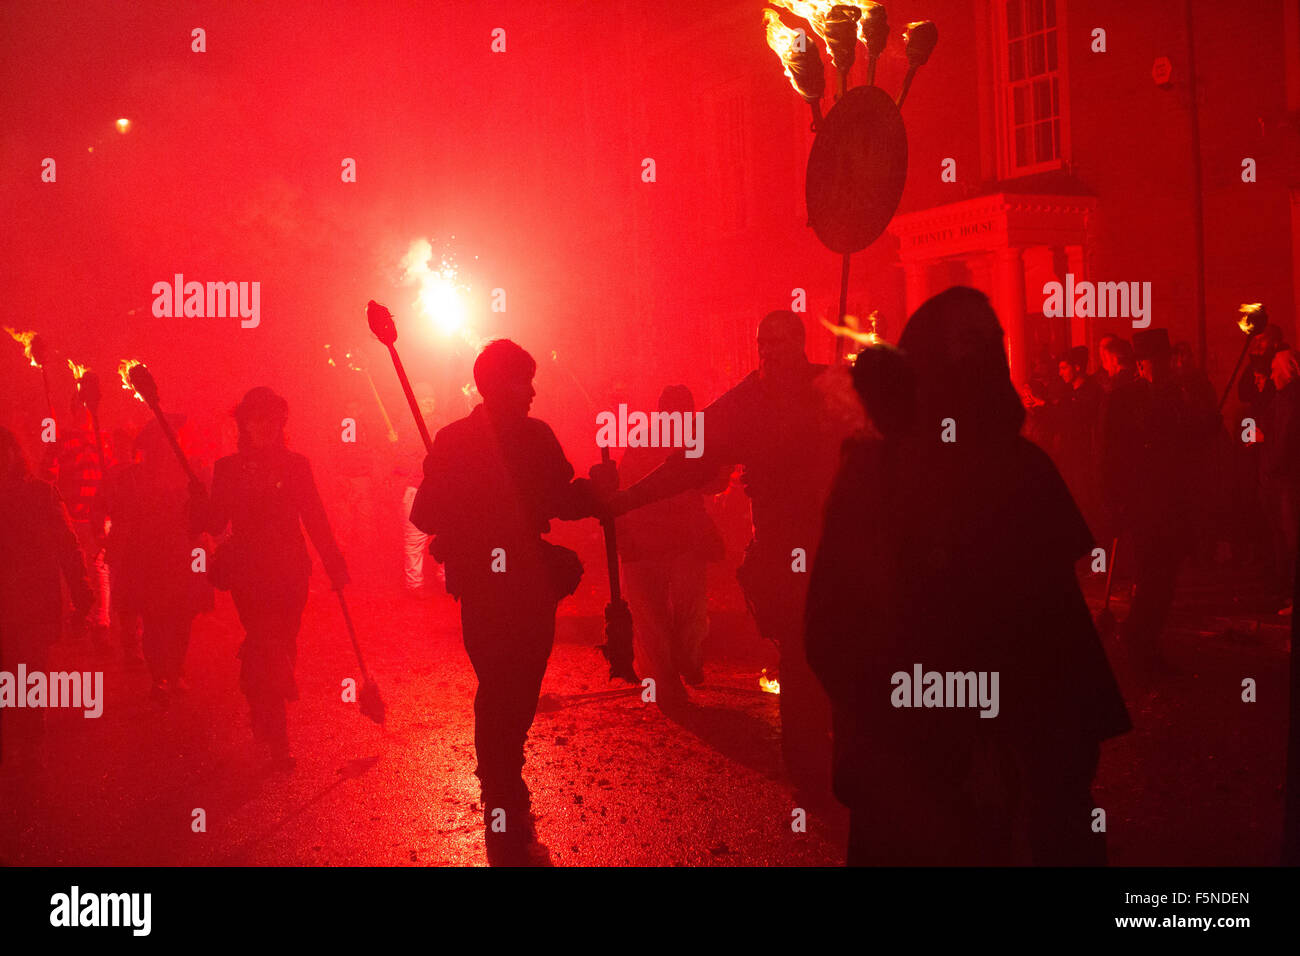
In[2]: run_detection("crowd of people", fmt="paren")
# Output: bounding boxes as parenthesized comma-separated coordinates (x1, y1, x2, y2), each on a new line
(2, 285, 1295, 866)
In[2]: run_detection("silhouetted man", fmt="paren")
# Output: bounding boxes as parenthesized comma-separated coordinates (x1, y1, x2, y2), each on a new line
(1105, 329, 1196, 682)
(410, 339, 614, 865)
(612, 310, 851, 803)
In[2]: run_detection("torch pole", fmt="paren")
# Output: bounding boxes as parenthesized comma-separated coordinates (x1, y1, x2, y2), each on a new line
(90, 410, 107, 476)
(385, 342, 434, 454)
(897, 66, 919, 109)
(143, 400, 199, 485)
(1217, 336, 1254, 414)
(835, 252, 851, 364)
(40, 366, 55, 421)
(809, 100, 823, 132)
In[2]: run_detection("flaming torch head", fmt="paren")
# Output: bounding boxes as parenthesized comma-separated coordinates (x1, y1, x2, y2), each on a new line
(1238, 302, 1269, 336)
(763, 8, 826, 103)
(128, 362, 159, 406)
(69, 361, 102, 412)
(367, 300, 398, 346)
(6, 327, 52, 368)
(903, 20, 939, 67)
(118, 359, 149, 404)
(858, 2, 888, 56)
(822, 5, 861, 74)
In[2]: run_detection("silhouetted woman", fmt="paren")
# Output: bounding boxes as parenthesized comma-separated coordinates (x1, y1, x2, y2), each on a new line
(806, 287, 1130, 865)
(0, 426, 92, 767)
(193, 388, 348, 769)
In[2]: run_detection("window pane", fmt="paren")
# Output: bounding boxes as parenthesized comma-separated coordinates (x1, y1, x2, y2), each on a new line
(1014, 85, 1028, 124)
(1035, 120, 1054, 163)
(1007, 0, 1023, 38)
(1053, 118, 1060, 156)
(1051, 76, 1058, 114)
(1028, 32, 1046, 76)
(1047, 29, 1058, 70)
(1033, 78, 1052, 120)
(1028, 0, 1044, 33)
(1009, 39, 1025, 81)
(1046, 0, 1057, 28)
(1016, 125, 1032, 167)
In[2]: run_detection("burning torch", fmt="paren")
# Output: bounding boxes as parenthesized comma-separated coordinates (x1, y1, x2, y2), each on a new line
(1219, 302, 1269, 413)
(858, 2, 888, 86)
(764, 3, 936, 365)
(763, 9, 827, 130)
(6, 327, 57, 419)
(68, 360, 107, 475)
(118, 360, 200, 487)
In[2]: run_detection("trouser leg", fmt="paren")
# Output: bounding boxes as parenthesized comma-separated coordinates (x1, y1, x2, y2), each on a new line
(402, 486, 429, 591)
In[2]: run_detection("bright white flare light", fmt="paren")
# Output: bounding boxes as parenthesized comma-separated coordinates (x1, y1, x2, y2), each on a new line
(400, 238, 469, 337)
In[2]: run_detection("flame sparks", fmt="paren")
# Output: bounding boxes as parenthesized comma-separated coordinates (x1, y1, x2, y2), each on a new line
(5, 327, 41, 367)
(115, 117, 131, 134)
(399, 238, 471, 339)
(118, 359, 145, 401)
(759, 669, 781, 695)
(67, 359, 89, 380)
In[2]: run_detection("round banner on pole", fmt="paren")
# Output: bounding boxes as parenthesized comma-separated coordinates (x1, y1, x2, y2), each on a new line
(805, 84, 908, 255)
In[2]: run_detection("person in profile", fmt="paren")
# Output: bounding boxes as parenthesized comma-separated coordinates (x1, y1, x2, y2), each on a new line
(409, 339, 615, 866)
(806, 287, 1131, 866)
(0, 426, 92, 770)
(191, 387, 348, 770)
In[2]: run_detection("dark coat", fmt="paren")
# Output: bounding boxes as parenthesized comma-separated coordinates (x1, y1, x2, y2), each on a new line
(0, 477, 91, 648)
(409, 405, 596, 599)
(806, 433, 1131, 811)
(197, 447, 347, 603)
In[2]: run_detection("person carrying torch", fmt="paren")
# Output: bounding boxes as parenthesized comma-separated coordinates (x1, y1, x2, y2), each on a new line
(190, 387, 349, 770)
(408, 339, 617, 865)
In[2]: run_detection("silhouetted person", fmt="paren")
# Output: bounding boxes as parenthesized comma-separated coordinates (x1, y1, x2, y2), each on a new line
(105, 416, 211, 701)
(46, 397, 113, 650)
(1113, 329, 1196, 681)
(806, 287, 1130, 866)
(192, 388, 348, 769)
(409, 339, 614, 865)
(617, 385, 727, 710)
(0, 427, 92, 768)
(612, 310, 852, 804)
(1053, 346, 1102, 531)
(1097, 335, 1141, 550)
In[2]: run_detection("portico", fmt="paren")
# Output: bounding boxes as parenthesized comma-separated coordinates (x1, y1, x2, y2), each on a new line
(890, 192, 1097, 384)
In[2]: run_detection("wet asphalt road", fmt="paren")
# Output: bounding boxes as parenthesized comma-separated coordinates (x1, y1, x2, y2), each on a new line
(0, 563, 1288, 866)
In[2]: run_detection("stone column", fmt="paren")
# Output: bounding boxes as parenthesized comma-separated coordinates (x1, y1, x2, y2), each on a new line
(994, 247, 1028, 384)
(903, 261, 929, 317)
(1066, 244, 1087, 348)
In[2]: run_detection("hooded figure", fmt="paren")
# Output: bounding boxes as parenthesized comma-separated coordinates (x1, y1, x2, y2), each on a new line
(806, 287, 1130, 865)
